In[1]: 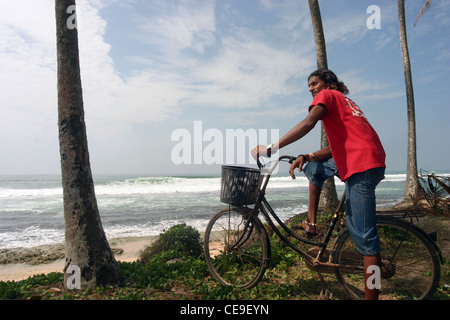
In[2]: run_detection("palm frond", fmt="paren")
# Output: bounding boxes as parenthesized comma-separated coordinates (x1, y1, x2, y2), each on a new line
(414, 0, 432, 26)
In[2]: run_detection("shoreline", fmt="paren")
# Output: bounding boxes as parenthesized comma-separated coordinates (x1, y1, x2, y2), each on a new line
(0, 236, 155, 282)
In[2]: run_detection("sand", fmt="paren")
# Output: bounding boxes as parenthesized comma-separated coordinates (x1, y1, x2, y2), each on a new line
(0, 236, 155, 282)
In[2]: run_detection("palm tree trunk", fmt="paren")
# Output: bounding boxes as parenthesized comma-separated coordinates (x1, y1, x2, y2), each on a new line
(398, 0, 419, 202)
(55, 0, 123, 289)
(308, 0, 327, 70)
(308, 0, 339, 210)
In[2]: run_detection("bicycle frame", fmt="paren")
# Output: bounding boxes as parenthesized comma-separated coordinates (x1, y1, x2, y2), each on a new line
(253, 155, 347, 267)
(206, 155, 442, 298)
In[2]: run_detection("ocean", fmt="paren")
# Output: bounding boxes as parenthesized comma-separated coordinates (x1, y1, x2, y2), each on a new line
(0, 170, 441, 249)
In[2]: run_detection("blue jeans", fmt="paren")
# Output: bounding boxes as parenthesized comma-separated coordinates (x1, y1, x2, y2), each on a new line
(303, 158, 337, 188)
(303, 159, 385, 256)
(344, 167, 385, 255)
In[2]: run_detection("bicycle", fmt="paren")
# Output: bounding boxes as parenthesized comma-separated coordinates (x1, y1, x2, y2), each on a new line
(204, 155, 443, 300)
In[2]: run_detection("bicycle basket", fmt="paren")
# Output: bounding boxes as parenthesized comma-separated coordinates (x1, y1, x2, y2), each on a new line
(220, 165, 263, 206)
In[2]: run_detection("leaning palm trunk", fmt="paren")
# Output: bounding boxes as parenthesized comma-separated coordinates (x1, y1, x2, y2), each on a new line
(398, 0, 419, 202)
(308, 0, 339, 210)
(55, 0, 123, 289)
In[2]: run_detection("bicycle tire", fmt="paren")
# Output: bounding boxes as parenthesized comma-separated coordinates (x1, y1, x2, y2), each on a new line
(332, 215, 441, 300)
(204, 207, 270, 289)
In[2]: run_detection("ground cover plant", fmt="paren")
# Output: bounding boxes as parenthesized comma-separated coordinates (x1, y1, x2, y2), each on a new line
(1, 218, 448, 301)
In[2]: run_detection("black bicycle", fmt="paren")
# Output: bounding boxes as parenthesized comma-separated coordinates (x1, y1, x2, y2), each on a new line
(204, 155, 443, 300)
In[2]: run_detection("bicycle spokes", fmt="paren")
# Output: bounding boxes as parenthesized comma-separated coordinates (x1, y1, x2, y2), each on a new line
(333, 216, 440, 300)
(204, 208, 269, 289)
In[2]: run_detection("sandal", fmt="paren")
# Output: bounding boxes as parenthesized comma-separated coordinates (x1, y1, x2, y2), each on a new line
(292, 220, 318, 236)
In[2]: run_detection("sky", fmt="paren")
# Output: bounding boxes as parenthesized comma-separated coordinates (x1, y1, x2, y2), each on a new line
(0, 0, 449, 176)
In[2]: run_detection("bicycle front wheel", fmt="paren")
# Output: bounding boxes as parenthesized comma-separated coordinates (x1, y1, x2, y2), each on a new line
(332, 215, 441, 300)
(204, 207, 270, 289)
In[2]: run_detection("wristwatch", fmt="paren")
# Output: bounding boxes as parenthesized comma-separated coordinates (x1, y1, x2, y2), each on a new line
(267, 144, 272, 157)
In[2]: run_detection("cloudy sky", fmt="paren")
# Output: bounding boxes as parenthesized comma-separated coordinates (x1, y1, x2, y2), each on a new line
(1, 0, 449, 176)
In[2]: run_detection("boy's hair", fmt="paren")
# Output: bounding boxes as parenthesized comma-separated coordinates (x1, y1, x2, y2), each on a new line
(308, 69, 349, 95)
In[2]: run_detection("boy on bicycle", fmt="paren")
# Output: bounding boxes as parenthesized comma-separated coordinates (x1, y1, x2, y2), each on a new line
(252, 69, 386, 300)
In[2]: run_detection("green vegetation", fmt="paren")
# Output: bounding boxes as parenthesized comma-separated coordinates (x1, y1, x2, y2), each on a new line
(1, 222, 448, 300)
(139, 223, 203, 263)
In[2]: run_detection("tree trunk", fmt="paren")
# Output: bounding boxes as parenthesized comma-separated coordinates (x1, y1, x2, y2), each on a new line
(55, 0, 124, 289)
(308, 0, 327, 70)
(398, 0, 419, 202)
(308, 0, 339, 210)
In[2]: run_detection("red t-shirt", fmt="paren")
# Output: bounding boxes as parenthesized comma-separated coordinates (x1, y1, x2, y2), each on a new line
(309, 89, 386, 181)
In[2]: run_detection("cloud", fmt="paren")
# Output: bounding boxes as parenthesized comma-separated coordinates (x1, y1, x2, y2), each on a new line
(321, 2, 398, 48)
(135, 0, 216, 57)
(0, 0, 198, 130)
(1, 0, 449, 174)
(339, 69, 404, 100)
(1, 0, 314, 139)
(0, 1, 58, 173)
(78, 0, 314, 127)
(0, 0, 316, 149)
(74, 1, 194, 129)
(183, 35, 309, 108)
(218, 105, 307, 126)
(129, 0, 314, 110)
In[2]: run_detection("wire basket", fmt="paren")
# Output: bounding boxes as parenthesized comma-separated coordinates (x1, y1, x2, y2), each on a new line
(220, 165, 263, 206)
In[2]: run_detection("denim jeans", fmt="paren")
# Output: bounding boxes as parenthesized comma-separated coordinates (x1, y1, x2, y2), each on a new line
(303, 157, 337, 188)
(303, 159, 385, 256)
(344, 167, 385, 256)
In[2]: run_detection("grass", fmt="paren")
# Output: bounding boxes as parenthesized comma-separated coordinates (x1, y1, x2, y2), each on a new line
(0, 244, 337, 301)
(1, 218, 449, 301)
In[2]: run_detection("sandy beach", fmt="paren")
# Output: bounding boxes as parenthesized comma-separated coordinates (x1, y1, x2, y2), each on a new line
(0, 236, 155, 282)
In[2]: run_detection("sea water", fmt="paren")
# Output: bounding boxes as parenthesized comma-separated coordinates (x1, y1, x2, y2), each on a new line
(0, 171, 439, 249)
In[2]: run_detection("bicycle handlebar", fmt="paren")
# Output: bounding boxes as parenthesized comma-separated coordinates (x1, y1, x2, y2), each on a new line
(258, 154, 340, 178)
(256, 154, 297, 174)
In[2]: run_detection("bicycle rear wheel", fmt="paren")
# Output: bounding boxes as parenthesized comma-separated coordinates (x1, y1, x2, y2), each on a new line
(332, 215, 441, 300)
(204, 207, 270, 289)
